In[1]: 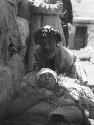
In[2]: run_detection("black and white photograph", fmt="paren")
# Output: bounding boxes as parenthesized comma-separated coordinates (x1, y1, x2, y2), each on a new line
(0, 0, 94, 124)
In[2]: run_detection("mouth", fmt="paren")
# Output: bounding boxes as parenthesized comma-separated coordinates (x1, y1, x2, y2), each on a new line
(45, 81, 50, 85)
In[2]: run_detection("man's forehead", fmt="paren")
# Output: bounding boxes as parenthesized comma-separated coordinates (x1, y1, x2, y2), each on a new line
(41, 72, 54, 76)
(37, 68, 57, 81)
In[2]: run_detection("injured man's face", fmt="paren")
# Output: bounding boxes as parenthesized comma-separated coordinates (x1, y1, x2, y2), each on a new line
(36, 68, 57, 91)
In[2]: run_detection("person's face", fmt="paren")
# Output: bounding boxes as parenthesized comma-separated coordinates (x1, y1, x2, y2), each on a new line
(40, 37, 57, 58)
(37, 73, 56, 90)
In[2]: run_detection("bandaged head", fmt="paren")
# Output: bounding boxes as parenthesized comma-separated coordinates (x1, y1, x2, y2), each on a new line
(36, 68, 57, 90)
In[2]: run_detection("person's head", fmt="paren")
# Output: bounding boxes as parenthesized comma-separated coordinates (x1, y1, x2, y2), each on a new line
(34, 25, 61, 58)
(36, 68, 57, 90)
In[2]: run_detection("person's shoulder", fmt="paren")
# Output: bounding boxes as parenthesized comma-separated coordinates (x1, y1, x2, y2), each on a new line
(57, 44, 77, 65)
(57, 44, 73, 55)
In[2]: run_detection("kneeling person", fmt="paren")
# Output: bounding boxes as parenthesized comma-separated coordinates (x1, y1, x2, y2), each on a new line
(34, 25, 88, 85)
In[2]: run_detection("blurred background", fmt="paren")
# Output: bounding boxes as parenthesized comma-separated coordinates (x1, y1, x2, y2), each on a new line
(69, 0, 94, 49)
(69, 0, 94, 86)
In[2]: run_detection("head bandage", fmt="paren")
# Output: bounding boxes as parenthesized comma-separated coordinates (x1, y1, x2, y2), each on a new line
(37, 68, 57, 82)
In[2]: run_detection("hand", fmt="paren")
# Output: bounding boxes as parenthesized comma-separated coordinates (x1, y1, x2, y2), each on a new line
(45, 89, 56, 99)
(68, 23, 72, 31)
(36, 88, 56, 101)
(56, 1, 63, 8)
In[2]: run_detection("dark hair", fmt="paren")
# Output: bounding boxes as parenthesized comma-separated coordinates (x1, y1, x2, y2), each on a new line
(34, 25, 61, 45)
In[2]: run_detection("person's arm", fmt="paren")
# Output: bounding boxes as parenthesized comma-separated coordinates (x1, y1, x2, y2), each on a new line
(57, 45, 76, 74)
(33, 48, 41, 72)
(62, 46, 76, 66)
(63, 49, 88, 84)
(29, 0, 63, 15)
(67, 0, 73, 24)
(67, 0, 73, 31)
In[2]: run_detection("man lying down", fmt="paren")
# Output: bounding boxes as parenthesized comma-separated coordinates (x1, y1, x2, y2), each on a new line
(36, 68, 94, 121)
(2, 68, 93, 125)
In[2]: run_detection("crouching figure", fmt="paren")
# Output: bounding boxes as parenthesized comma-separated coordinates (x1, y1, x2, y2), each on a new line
(33, 25, 88, 85)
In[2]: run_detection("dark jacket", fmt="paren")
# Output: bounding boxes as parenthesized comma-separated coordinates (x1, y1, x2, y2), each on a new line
(61, 0, 73, 24)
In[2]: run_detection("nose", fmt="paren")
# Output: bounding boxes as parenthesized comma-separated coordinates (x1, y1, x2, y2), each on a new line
(45, 75, 49, 81)
(45, 42, 49, 50)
